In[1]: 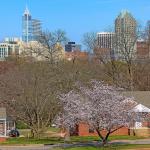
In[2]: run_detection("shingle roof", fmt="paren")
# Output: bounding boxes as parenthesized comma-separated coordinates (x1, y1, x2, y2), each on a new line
(123, 91, 150, 108)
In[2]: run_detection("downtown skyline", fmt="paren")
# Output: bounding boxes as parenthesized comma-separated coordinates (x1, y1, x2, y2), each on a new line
(0, 0, 150, 45)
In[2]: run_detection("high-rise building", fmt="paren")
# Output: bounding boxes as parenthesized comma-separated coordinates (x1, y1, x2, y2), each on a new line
(65, 42, 81, 52)
(97, 32, 115, 49)
(95, 32, 115, 61)
(146, 20, 150, 34)
(22, 6, 33, 43)
(145, 21, 150, 45)
(115, 10, 136, 36)
(22, 6, 42, 43)
(115, 10, 137, 60)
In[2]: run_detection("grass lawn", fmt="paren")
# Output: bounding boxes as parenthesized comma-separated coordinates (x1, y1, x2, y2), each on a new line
(54, 144, 150, 150)
(71, 135, 149, 142)
(0, 135, 149, 145)
(0, 137, 65, 145)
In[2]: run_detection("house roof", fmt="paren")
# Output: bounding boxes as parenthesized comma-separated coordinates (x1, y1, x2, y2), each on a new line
(133, 104, 150, 113)
(123, 91, 150, 108)
(0, 108, 6, 120)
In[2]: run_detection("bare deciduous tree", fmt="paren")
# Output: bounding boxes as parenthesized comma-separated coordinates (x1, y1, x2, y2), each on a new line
(0, 62, 61, 138)
(82, 32, 97, 53)
(0, 58, 108, 138)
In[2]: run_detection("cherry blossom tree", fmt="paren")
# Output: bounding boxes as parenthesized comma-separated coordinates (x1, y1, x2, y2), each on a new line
(55, 80, 138, 145)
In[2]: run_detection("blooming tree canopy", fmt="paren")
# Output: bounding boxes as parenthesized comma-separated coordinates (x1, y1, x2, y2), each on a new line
(56, 80, 138, 144)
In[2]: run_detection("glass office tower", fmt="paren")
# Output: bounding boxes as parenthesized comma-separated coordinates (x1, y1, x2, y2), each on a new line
(22, 6, 33, 43)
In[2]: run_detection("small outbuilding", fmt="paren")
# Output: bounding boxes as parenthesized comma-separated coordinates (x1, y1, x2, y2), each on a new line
(0, 108, 7, 137)
(0, 108, 15, 138)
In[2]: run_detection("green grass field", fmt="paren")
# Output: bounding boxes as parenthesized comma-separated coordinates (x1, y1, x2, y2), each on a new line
(1, 128, 149, 147)
(0, 135, 149, 145)
(0, 137, 64, 145)
(70, 135, 148, 142)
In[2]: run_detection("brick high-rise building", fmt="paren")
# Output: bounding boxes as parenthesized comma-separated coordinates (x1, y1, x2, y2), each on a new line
(115, 10, 137, 60)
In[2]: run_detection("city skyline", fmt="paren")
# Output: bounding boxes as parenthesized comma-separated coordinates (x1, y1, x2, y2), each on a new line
(0, 0, 150, 45)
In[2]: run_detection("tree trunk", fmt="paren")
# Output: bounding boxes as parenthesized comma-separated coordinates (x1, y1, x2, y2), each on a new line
(64, 127, 70, 141)
(102, 132, 110, 146)
(30, 129, 35, 138)
(95, 128, 111, 146)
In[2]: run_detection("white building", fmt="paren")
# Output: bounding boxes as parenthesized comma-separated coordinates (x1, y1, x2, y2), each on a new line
(97, 32, 115, 49)
(96, 32, 115, 61)
(0, 43, 20, 60)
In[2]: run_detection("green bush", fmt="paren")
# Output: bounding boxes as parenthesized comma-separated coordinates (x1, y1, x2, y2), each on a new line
(16, 121, 29, 129)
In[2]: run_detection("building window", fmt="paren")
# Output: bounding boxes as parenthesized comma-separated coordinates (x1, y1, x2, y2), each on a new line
(89, 128, 95, 133)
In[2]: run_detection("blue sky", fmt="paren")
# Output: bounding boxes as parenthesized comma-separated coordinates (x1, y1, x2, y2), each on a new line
(0, 0, 150, 45)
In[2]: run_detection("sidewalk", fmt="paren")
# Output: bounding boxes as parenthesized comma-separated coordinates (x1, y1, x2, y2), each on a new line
(110, 139, 150, 145)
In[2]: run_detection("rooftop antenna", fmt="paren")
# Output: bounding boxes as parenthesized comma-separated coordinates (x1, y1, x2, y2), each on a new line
(23, 3, 30, 15)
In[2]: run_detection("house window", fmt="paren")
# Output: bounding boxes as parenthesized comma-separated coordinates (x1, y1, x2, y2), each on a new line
(135, 122, 142, 128)
(89, 128, 95, 133)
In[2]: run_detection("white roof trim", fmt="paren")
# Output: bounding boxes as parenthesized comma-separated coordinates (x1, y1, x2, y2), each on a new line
(133, 104, 150, 113)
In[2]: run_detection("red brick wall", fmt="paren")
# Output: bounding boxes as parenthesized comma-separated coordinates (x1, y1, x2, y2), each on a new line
(142, 121, 150, 127)
(137, 41, 150, 59)
(0, 137, 6, 142)
(65, 51, 88, 60)
(78, 123, 129, 136)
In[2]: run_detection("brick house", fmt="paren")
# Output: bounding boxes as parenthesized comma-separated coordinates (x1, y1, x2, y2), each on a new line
(71, 91, 150, 137)
(76, 123, 129, 137)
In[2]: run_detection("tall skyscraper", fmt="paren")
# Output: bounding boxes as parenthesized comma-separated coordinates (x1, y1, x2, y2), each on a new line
(22, 6, 33, 43)
(115, 10, 137, 60)
(22, 6, 42, 43)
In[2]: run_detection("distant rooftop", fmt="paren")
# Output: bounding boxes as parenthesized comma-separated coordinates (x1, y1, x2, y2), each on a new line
(97, 32, 115, 35)
(123, 91, 150, 108)
(133, 104, 150, 113)
(117, 9, 133, 19)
